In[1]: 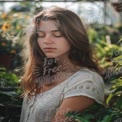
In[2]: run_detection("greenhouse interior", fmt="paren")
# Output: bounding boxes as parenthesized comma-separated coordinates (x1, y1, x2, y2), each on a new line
(0, 0, 122, 122)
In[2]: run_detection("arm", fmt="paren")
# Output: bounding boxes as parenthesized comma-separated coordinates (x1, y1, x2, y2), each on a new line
(52, 96, 95, 122)
(52, 72, 104, 122)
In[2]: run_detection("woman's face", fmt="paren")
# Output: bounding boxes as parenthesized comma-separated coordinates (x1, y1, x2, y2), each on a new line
(37, 20, 71, 59)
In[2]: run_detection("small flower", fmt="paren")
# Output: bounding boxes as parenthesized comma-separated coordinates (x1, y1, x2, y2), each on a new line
(13, 13, 21, 17)
(10, 49, 16, 54)
(1, 13, 7, 19)
(1, 23, 11, 32)
(1, 42, 7, 47)
(25, 15, 30, 19)
(16, 25, 23, 30)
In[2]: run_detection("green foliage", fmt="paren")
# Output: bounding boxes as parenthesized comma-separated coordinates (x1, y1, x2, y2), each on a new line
(66, 102, 122, 122)
(0, 67, 22, 106)
(0, 67, 22, 122)
(0, 67, 19, 87)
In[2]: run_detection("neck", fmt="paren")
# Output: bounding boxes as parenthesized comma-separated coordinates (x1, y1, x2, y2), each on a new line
(56, 59, 81, 73)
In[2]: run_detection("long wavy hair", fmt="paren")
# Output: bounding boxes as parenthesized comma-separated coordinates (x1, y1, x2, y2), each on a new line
(21, 7, 101, 97)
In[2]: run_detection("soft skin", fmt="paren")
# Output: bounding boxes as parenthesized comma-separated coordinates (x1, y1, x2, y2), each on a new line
(37, 20, 71, 62)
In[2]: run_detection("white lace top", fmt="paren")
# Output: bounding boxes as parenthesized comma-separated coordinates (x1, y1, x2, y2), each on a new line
(20, 68, 104, 122)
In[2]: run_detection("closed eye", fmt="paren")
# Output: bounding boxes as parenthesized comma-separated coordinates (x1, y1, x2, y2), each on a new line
(52, 31, 63, 37)
(37, 30, 64, 38)
(37, 32, 45, 38)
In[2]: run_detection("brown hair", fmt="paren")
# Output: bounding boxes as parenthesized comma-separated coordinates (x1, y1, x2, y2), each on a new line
(21, 7, 101, 97)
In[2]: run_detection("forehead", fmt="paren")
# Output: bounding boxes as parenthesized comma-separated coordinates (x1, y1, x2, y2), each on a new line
(38, 20, 58, 31)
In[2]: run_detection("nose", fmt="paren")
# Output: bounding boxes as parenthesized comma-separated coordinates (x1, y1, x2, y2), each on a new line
(44, 34, 53, 44)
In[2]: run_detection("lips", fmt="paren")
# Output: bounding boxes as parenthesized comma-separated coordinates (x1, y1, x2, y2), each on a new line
(43, 48, 56, 51)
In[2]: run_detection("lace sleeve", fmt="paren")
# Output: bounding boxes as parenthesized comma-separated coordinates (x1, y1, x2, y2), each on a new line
(64, 77, 104, 105)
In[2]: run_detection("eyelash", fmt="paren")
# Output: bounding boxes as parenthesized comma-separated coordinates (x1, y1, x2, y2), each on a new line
(54, 34, 63, 37)
(37, 33, 63, 38)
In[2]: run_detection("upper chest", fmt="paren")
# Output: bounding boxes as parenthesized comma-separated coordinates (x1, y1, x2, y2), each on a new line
(39, 72, 75, 93)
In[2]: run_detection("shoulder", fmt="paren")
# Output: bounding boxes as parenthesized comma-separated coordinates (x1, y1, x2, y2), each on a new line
(66, 68, 104, 88)
(64, 68, 105, 104)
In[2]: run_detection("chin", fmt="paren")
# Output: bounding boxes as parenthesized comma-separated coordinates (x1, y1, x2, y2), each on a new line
(46, 55, 57, 58)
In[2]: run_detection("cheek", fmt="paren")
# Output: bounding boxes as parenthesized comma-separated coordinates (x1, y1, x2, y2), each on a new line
(65, 44, 71, 52)
(64, 42, 71, 52)
(63, 40, 71, 49)
(57, 40, 71, 51)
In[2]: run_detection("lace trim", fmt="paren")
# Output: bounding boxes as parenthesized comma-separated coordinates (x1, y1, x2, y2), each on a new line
(64, 80, 104, 104)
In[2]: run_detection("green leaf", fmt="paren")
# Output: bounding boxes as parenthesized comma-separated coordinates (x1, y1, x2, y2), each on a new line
(0, 91, 17, 97)
(106, 93, 114, 105)
(101, 115, 112, 122)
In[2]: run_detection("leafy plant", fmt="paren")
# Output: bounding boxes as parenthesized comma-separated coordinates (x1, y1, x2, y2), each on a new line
(0, 67, 23, 122)
(0, 67, 22, 103)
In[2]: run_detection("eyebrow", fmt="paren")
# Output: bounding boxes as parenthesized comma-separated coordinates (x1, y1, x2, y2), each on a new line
(38, 30, 61, 32)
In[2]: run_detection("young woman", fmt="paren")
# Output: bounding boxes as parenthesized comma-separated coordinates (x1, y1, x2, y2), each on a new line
(20, 7, 104, 122)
